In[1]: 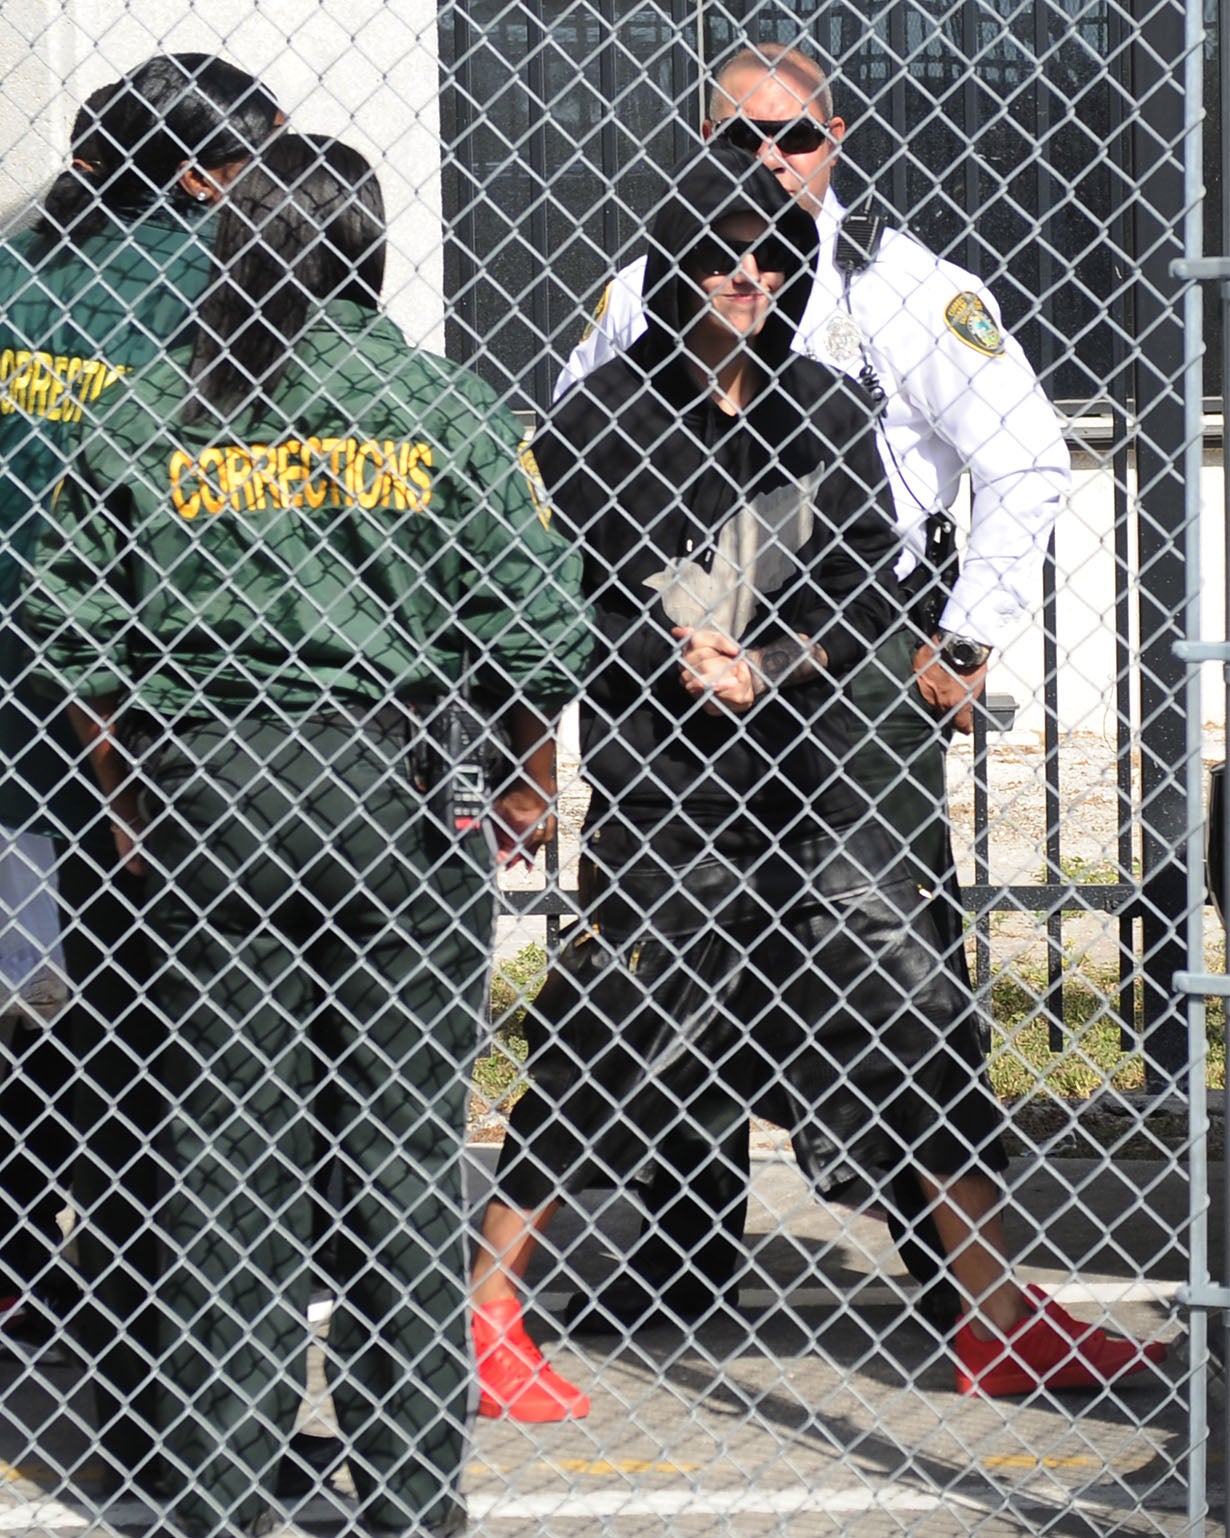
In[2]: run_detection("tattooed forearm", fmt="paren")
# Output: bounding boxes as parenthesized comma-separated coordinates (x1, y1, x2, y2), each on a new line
(748, 636, 829, 695)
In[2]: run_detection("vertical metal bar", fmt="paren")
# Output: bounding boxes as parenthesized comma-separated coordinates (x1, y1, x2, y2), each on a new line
(1184, 10, 1212, 1534)
(1114, 413, 1135, 1043)
(600, 0, 619, 259)
(1132, 0, 1192, 1091)
(1032, 0, 1055, 385)
(962, 0, 991, 999)
(962, 1, 998, 1007)
(888, 1, 909, 217)
(545, 744, 561, 954)
(973, 708, 991, 995)
(1215, 5, 1230, 1524)
(526, 0, 553, 407)
(1033, 1, 1064, 1053)
(536, 0, 563, 943)
(1220, 4, 1230, 1518)
(1043, 531, 1064, 1049)
(1108, 1, 1136, 1048)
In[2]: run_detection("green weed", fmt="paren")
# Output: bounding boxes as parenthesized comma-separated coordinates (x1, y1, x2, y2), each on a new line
(986, 958, 1225, 1097)
(472, 942, 549, 1116)
(472, 944, 1227, 1118)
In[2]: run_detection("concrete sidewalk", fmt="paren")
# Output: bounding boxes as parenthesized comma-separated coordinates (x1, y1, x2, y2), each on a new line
(0, 1150, 1219, 1538)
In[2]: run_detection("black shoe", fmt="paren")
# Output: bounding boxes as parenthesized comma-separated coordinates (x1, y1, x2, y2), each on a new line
(0, 1300, 75, 1366)
(274, 1431, 346, 1499)
(170, 1509, 278, 1538)
(365, 1499, 467, 1537)
(84, 1446, 172, 1501)
(564, 1276, 739, 1334)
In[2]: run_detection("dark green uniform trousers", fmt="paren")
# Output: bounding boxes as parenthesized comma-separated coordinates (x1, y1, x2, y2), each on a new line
(601, 628, 962, 1318)
(60, 840, 168, 1491)
(141, 716, 490, 1536)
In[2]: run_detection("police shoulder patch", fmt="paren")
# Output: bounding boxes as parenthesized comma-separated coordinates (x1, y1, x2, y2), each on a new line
(579, 282, 613, 344)
(943, 291, 1005, 357)
(518, 444, 552, 530)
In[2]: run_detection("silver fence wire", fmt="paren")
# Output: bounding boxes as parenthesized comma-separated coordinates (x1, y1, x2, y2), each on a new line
(0, 2, 1218, 1536)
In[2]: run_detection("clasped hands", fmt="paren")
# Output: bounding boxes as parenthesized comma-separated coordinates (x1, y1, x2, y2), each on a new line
(675, 626, 828, 714)
(673, 626, 759, 714)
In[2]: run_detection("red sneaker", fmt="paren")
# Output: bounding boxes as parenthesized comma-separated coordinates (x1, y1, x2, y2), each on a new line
(955, 1287, 1168, 1396)
(1023, 1283, 1168, 1367)
(472, 1297, 591, 1422)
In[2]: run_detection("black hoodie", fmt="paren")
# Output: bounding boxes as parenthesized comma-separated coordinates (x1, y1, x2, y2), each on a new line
(536, 141, 900, 846)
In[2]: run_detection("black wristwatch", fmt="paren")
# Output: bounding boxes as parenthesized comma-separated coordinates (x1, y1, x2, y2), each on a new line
(938, 631, 993, 675)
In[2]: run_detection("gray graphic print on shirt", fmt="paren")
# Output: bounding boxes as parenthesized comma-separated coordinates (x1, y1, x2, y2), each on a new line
(643, 471, 822, 639)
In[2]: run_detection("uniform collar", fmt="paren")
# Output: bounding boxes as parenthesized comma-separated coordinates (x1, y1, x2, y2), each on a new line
(817, 187, 846, 247)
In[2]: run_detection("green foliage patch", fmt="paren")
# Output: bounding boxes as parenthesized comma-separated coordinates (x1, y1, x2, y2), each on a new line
(472, 944, 1227, 1121)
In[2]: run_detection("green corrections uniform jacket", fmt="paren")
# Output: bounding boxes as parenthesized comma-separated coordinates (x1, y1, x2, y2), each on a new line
(26, 299, 592, 726)
(0, 211, 212, 835)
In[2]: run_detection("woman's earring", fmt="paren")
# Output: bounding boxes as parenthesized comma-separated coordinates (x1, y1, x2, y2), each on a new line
(195, 191, 209, 203)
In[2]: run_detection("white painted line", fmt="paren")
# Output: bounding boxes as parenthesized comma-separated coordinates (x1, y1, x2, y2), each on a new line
(295, 1279, 1184, 1333)
(542, 1280, 1183, 1315)
(0, 1503, 87, 1532)
(465, 1482, 1170, 1520)
(734, 1280, 1183, 1309)
(1024, 1280, 1183, 1306)
(467, 1488, 961, 1517)
(0, 1484, 1183, 1537)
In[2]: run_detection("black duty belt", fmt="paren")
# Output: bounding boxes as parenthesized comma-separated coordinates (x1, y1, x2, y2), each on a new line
(317, 701, 420, 738)
(122, 700, 422, 751)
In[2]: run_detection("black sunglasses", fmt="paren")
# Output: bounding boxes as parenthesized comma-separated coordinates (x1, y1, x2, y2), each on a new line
(683, 234, 793, 277)
(717, 116, 831, 156)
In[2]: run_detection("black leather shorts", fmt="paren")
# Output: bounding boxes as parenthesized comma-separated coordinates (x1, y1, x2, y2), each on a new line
(496, 822, 1005, 1208)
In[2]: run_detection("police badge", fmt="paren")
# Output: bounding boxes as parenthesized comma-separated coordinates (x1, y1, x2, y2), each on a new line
(822, 312, 864, 366)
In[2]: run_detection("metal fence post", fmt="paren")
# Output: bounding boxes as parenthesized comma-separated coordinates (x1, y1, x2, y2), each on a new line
(1133, 0, 1196, 1092)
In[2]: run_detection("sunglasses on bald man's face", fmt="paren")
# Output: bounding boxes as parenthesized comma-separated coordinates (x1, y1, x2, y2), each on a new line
(717, 116, 831, 156)
(684, 233, 792, 277)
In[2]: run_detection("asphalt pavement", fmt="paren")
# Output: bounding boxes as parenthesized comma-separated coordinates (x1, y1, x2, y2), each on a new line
(0, 1148, 1219, 1538)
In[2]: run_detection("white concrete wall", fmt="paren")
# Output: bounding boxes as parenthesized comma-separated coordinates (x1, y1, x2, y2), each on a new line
(0, 0, 447, 348)
(993, 445, 1225, 739)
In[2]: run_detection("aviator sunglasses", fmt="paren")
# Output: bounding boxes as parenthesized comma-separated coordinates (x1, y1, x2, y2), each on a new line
(717, 115, 832, 156)
(683, 233, 793, 277)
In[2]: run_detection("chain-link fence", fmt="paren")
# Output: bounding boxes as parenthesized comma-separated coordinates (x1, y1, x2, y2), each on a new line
(0, 3, 1220, 1536)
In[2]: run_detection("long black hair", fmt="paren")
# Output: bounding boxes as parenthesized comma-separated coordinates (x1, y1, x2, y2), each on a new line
(182, 133, 386, 423)
(30, 81, 120, 246)
(36, 53, 281, 246)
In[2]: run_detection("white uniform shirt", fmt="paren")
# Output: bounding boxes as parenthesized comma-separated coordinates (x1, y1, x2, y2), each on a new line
(553, 189, 1071, 649)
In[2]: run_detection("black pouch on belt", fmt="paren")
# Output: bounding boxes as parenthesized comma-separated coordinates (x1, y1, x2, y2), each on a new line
(899, 509, 959, 638)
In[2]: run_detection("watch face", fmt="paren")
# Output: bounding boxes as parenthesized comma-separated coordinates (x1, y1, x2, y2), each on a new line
(942, 636, 991, 673)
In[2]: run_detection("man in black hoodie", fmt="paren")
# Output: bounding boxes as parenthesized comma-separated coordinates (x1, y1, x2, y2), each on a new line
(469, 142, 1165, 1419)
